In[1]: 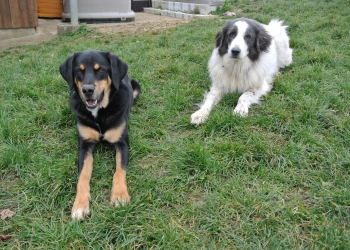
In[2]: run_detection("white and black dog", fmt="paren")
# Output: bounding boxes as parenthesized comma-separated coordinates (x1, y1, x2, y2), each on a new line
(191, 18, 293, 124)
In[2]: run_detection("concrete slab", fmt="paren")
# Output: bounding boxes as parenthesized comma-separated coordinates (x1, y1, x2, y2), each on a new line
(57, 23, 81, 36)
(0, 19, 61, 52)
(0, 28, 36, 41)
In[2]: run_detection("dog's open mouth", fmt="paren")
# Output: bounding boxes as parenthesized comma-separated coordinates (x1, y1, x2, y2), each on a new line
(86, 99, 98, 109)
(85, 91, 104, 109)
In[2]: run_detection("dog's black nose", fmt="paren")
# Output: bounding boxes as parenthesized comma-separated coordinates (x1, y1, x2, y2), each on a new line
(82, 85, 94, 96)
(231, 47, 241, 56)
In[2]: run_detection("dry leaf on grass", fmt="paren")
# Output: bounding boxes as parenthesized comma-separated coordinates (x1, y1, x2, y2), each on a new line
(0, 209, 16, 220)
(0, 235, 13, 242)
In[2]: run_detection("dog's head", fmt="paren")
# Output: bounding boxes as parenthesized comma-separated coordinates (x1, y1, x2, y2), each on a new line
(59, 50, 128, 111)
(215, 18, 272, 61)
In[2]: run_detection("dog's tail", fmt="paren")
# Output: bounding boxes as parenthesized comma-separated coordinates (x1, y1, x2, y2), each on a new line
(268, 19, 293, 69)
(131, 79, 141, 99)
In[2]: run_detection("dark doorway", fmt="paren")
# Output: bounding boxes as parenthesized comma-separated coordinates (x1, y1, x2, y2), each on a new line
(132, 0, 151, 12)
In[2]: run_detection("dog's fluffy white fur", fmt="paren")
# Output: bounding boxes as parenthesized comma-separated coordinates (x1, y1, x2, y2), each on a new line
(191, 18, 293, 124)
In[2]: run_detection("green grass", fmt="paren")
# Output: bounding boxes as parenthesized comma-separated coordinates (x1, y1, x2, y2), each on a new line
(1, 0, 350, 248)
(210, 0, 234, 15)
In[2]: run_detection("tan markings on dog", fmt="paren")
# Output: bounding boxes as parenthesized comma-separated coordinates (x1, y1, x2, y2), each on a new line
(79, 64, 85, 71)
(75, 78, 83, 89)
(103, 121, 126, 143)
(72, 153, 93, 219)
(78, 123, 101, 142)
(98, 76, 112, 109)
(110, 150, 130, 206)
(74, 78, 83, 94)
(94, 64, 100, 70)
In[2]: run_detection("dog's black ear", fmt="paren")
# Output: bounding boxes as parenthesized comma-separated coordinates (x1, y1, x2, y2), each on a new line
(108, 53, 128, 91)
(215, 29, 224, 48)
(248, 23, 272, 61)
(59, 54, 76, 91)
(248, 37, 260, 61)
(257, 28, 272, 53)
(215, 28, 228, 56)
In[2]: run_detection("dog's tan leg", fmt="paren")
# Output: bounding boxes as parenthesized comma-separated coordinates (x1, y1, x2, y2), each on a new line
(110, 150, 130, 206)
(72, 153, 93, 220)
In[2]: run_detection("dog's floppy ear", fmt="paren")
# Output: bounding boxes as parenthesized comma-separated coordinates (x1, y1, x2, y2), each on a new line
(257, 28, 272, 53)
(59, 54, 76, 91)
(248, 22, 272, 61)
(215, 28, 228, 56)
(108, 52, 128, 91)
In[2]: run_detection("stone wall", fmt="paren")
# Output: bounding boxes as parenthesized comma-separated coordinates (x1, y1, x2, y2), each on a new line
(152, 0, 224, 14)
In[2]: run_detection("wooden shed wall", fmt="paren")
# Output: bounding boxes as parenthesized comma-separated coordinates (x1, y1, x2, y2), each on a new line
(36, 0, 63, 18)
(0, 0, 38, 29)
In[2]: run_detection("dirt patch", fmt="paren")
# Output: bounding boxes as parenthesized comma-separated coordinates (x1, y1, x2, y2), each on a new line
(92, 13, 189, 35)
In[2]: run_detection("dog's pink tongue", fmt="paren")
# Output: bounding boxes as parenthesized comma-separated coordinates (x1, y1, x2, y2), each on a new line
(87, 100, 96, 105)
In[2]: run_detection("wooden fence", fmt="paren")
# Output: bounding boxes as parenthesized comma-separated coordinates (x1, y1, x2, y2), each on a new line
(0, 0, 38, 29)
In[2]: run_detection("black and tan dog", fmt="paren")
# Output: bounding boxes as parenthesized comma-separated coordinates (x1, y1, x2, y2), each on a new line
(59, 50, 140, 220)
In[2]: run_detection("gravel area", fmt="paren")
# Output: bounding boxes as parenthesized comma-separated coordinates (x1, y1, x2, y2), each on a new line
(93, 12, 189, 35)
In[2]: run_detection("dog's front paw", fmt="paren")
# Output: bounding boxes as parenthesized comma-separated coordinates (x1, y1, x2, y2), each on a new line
(191, 109, 210, 125)
(233, 105, 249, 117)
(110, 187, 130, 207)
(71, 196, 90, 220)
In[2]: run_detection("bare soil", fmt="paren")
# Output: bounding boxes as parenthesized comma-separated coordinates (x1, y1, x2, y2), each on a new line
(93, 12, 189, 35)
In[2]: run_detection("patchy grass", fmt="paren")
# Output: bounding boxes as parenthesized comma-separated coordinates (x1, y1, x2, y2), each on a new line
(1, 0, 350, 248)
(210, 0, 235, 16)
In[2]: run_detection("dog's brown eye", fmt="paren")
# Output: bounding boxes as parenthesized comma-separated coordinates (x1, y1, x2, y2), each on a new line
(245, 35, 251, 39)
(95, 67, 103, 73)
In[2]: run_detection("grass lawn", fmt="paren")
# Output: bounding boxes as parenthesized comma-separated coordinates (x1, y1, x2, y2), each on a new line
(1, 0, 349, 248)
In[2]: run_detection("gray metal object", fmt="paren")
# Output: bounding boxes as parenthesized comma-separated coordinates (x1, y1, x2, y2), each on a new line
(62, 0, 135, 22)
(69, 0, 79, 25)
